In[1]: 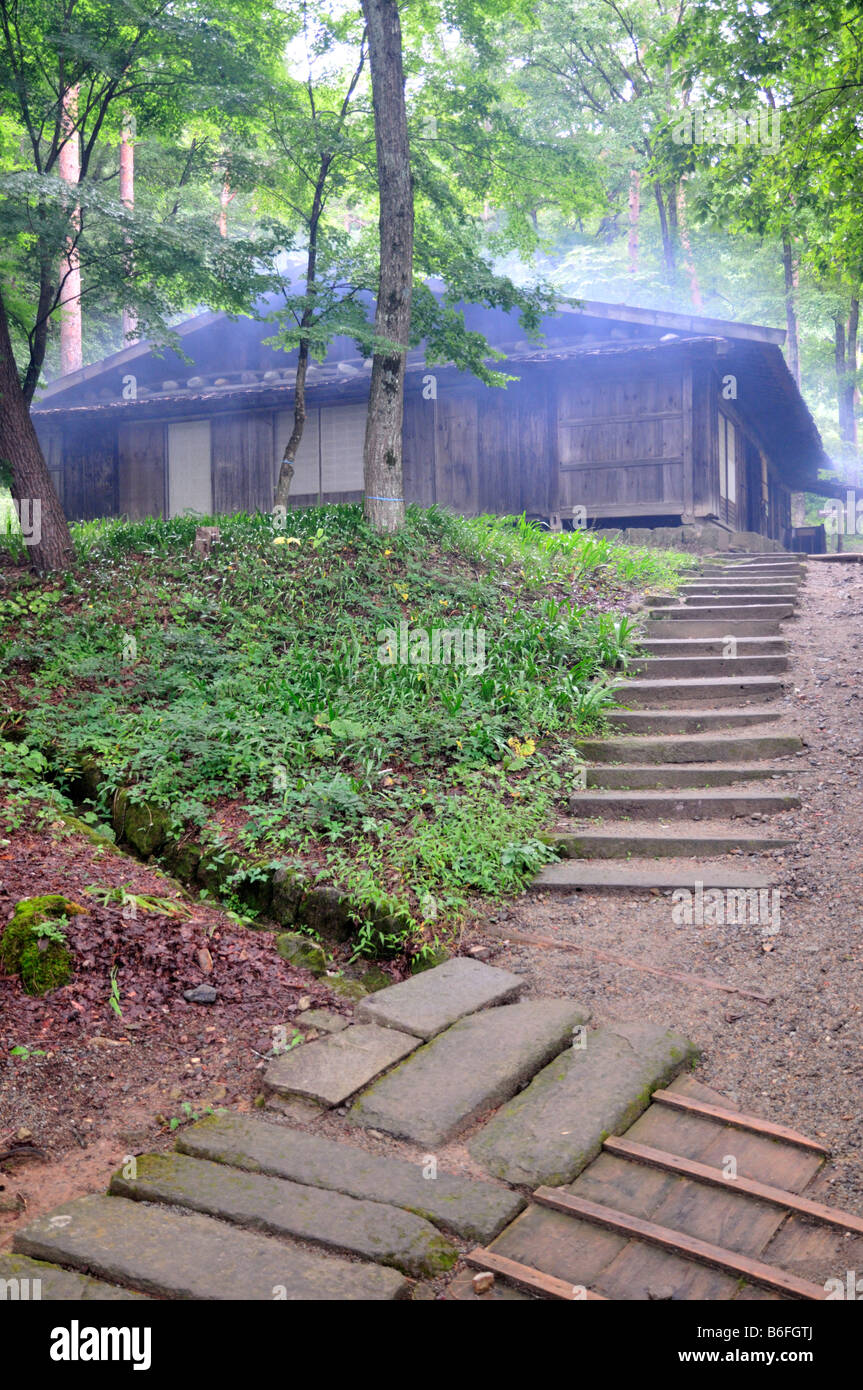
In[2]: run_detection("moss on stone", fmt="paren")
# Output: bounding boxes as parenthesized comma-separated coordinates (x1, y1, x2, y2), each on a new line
(275, 932, 327, 976)
(0, 894, 82, 995)
(112, 789, 173, 857)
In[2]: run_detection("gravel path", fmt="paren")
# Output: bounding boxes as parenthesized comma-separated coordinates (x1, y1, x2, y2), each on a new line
(473, 558, 863, 1213)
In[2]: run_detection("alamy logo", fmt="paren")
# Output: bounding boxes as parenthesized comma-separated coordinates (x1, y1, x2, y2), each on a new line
(0, 1276, 42, 1299)
(49, 1321, 152, 1371)
(377, 621, 486, 674)
(8, 498, 41, 545)
(672, 881, 780, 935)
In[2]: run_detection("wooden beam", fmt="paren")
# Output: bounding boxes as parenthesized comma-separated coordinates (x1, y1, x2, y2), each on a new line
(603, 1136, 863, 1235)
(559, 411, 684, 425)
(532, 1190, 827, 1299)
(651, 1090, 829, 1154)
(463, 1248, 606, 1301)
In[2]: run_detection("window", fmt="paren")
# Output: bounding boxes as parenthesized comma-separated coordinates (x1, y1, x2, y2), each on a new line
(718, 413, 737, 503)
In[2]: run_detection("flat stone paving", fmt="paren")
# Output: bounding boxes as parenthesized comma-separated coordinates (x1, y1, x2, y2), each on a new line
(0, 1252, 147, 1301)
(178, 1112, 524, 1242)
(265, 1022, 418, 1106)
(350, 998, 591, 1147)
(469, 1022, 697, 1186)
(356, 956, 525, 1039)
(15, 1195, 408, 1300)
(110, 1151, 457, 1278)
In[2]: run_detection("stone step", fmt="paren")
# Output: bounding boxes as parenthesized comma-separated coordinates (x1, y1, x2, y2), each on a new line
(585, 763, 792, 789)
(646, 605, 794, 621)
(177, 1113, 525, 1243)
(701, 562, 804, 572)
(681, 579, 801, 591)
(565, 789, 800, 820)
(548, 829, 792, 858)
(680, 587, 800, 601)
(264, 1023, 419, 1108)
(529, 860, 777, 891)
(617, 675, 785, 705)
(680, 594, 797, 608)
(469, 1022, 696, 1188)
(607, 708, 780, 735)
(630, 655, 788, 677)
(14, 1194, 409, 1300)
(639, 637, 787, 656)
(349, 999, 591, 1149)
(109, 1152, 458, 1278)
(576, 732, 802, 764)
(0, 1252, 148, 1301)
(354, 956, 524, 1040)
(641, 618, 784, 638)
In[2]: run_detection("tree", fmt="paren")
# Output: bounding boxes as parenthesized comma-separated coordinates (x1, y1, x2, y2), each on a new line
(0, 0, 285, 569)
(360, 0, 413, 534)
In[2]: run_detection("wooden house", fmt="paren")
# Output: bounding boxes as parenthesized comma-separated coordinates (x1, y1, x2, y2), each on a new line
(31, 296, 831, 545)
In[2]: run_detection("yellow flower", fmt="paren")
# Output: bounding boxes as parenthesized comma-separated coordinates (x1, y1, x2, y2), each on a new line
(400, 592, 408, 600)
(384, 548, 392, 556)
(272, 536, 287, 546)
(507, 736, 536, 759)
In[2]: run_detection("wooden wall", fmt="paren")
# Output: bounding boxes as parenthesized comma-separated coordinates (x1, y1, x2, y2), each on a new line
(119, 422, 165, 518)
(556, 361, 688, 521)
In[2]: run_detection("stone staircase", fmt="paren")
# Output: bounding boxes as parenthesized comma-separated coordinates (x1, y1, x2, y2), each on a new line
(531, 552, 806, 892)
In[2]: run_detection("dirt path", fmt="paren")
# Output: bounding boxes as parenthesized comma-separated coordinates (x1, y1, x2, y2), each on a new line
(474, 558, 863, 1212)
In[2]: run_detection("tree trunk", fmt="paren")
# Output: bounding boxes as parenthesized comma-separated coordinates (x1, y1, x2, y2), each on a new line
(0, 293, 75, 571)
(676, 183, 702, 309)
(653, 180, 675, 279)
(120, 115, 138, 343)
(58, 86, 82, 375)
(782, 234, 801, 386)
(361, 0, 413, 534)
(627, 170, 640, 275)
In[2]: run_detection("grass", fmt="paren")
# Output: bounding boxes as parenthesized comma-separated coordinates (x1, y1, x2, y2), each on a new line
(0, 505, 693, 957)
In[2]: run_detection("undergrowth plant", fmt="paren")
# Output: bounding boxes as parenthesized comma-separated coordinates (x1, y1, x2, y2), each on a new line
(0, 506, 692, 955)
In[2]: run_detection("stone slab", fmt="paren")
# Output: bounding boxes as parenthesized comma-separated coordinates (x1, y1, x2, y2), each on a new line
(110, 1152, 456, 1278)
(178, 1112, 524, 1242)
(469, 1021, 697, 1186)
(355, 956, 525, 1039)
(264, 1023, 418, 1106)
(0, 1252, 147, 1301)
(14, 1195, 407, 1300)
(295, 1008, 349, 1033)
(350, 999, 591, 1148)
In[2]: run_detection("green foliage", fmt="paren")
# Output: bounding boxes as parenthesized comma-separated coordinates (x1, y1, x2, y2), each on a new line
(0, 895, 77, 995)
(0, 505, 687, 953)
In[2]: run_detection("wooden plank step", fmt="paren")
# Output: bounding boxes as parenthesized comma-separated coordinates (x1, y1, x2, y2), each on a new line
(603, 1137, 863, 1237)
(647, 605, 794, 621)
(630, 656, 788, 677)
(640, 637, 788, 655)
(532, 1190, 827, 1299)
(641, 618, 784, 638)
(463, 1247, 606, 1301)
(651, 1090, 829, 1154)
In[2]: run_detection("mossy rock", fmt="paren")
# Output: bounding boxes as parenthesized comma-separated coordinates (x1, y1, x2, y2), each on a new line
(297, 886, 355, 943)
(271, 866, 305, 926)
(355, 964, 393, 993)
(0, 895, 82, 996)
(57, 813, 118, 850)
(161, 837, 203, 882)
(410, 945, 450, 974)
(195, 848, 244, 896)
(327, 975, 368, 1002)
(69, 754, 105, 804)
(275, 932, 327, 976)
(112, 790, 173, 857)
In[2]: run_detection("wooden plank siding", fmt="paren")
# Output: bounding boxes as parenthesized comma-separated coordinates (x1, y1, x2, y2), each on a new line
(557, 363, 686, 519)
(61, 423, 118, 520)
(118, 421, 165, 519)
(211, 412, 274, 514)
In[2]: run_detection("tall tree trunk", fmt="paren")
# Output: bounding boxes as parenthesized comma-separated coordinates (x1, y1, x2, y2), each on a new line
(653, 180, 675, 279)
(847, 296, 859, 484)
(627, 170, 640, 275)
(0, 293, 75, 571)
(361, 0, 413, 535)
(120, 115, 137, 343)
(274, 168, 330, 511)
(782, 234, 801, 386)
(58, 87, 82, 375)
(676, 183, 702, 309)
